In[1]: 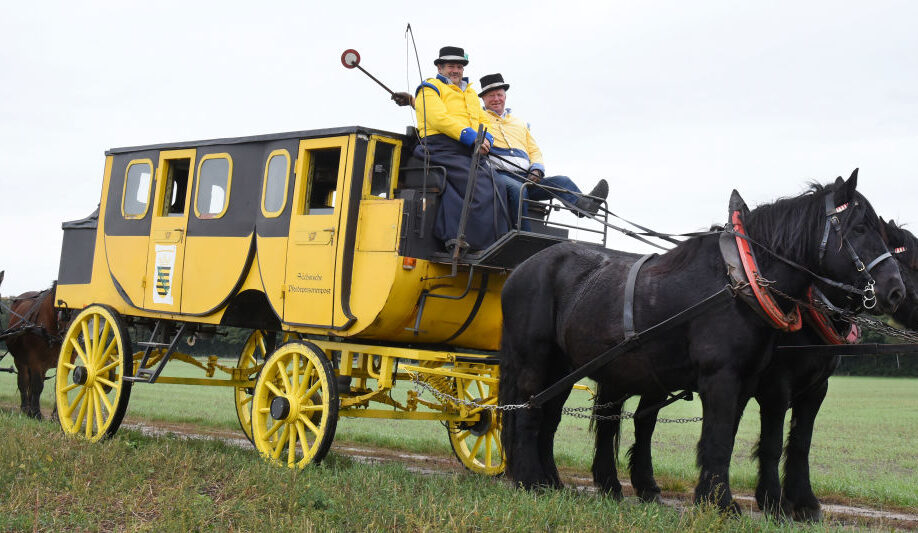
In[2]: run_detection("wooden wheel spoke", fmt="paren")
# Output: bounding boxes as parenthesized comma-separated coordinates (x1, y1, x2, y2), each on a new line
(71, 338, 89, 367)
(295, 421, 311, 455)
(61, 382, 79, 393)
(94, 382, 115, 414)
(263, 420, 283, 440)
(80, 320, 92, 360)
(65, 387, 87, 418)
(239, 395, 253, 406)
(62, 361, 75, 370)
(302, 379, 321, 401)
(476, 380, 486, 398)
(264, 381, 283, 397)
(287, 426, 296, 466)
(469, 434, 485, 459)
(272, 425, 290, 459)
(94, 321, 112, 364)
(295, 354, 303, 393)
(96, 376, 117, 390)
(299, 405, 323, 412)
(93, 388, 104, 434)
(456, 429, 471, 442)
(298, 414, 321, 437)
(275, 360, 292, 392)
(298, 360, 315, 395)
(96, 359, 121, 376)
(84, 391, 95, 438)
(99, 337, 118, 366)
(257, 333, 267, 358)
(485, 433, 493, 467)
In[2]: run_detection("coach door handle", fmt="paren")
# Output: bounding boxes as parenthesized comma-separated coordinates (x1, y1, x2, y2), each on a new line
(154, 228, 184, 243)
(294, 228, 335, 245)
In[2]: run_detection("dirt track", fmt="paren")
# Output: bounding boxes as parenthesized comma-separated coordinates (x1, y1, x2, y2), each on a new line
(122, 419, 918, 531)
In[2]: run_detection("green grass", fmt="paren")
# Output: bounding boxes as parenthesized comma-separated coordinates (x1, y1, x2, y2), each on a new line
(0, 412, 861, 532)
(1, 363, 916, 511)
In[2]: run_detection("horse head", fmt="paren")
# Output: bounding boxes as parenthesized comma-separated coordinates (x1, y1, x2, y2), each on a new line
(814, 170, 903, 314)
(882, 219, 918, 328)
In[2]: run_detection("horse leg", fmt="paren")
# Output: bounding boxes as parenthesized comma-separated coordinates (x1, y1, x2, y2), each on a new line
(753, 383, 790, 517)
(631, 394, 665, 504)
(499, 340, 554, 489)
(537, 386, 571, 489)
(694, 372, 742, 514)
(782, 379, 829, 522)
(591, 385, 624, 499)
(29, 368, 45, 420)
(14, 359, 32, 417)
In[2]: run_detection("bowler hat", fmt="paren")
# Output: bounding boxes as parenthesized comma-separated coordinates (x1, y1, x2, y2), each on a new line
(478, 73, 510, 97)
(434, 46, 469, 66)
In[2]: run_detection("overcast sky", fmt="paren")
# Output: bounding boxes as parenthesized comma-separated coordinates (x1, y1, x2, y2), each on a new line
(1, 1, 915, 295)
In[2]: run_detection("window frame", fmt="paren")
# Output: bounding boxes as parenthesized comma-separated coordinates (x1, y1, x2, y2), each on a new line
(363, 135, 401, 200)
(261, 149, 291, 218)
(193, 153, 233, 220)
(121, 158, 154, 219)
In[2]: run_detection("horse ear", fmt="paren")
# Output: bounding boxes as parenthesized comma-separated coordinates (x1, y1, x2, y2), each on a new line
(845, 168, 859, 197)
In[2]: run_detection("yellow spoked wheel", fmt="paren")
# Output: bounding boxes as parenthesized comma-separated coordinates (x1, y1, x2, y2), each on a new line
(234, 331, 300, 446)
(55, 305, 132, 442)
(251, 341, 338, 468)
(447, 368, 505, 475)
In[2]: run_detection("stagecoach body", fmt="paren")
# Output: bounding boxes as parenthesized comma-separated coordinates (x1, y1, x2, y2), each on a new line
(51, 124, 597, 471)
(56, 126, 511, 351)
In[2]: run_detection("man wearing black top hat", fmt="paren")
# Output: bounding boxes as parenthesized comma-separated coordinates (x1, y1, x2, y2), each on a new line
(478, 72, 609, 231)
(406, 46, 509, 252)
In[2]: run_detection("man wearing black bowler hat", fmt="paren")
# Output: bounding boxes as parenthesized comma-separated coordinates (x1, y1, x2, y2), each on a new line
(478, 72, 608, 231)
(406, 46, 508, 252)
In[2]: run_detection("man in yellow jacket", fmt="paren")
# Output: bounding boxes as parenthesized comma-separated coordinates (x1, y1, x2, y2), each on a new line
(479, 73, 608, 231)
(410, 47, 509, 251)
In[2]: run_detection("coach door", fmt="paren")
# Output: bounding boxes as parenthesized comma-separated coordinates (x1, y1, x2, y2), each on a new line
(143, 149, 195, 311)
(283, 137, 350, 327)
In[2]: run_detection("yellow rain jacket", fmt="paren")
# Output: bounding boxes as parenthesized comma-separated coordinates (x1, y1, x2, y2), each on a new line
(485, 108, 545, 175)
(415, 75, 492, 146)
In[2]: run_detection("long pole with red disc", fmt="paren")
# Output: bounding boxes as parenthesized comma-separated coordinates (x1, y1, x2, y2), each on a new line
(340, 49, 396, 96)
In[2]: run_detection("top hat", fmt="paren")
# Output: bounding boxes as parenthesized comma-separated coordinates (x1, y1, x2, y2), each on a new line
(478, 73, 510, 97)
(434, 46, 469, 66)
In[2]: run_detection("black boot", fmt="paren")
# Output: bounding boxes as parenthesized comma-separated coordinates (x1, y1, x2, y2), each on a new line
(573, 179, 609, 215)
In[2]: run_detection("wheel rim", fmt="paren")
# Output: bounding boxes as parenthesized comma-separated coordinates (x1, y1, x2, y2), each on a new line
(55, 306, 131, 442)
(251, 342, 338, 468)
(447, 368, 505, 475)
(235, 331, 298, 446)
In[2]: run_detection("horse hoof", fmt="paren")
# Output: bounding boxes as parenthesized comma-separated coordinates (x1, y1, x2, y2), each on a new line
(792, 504, 823, 523)
(726, 499, 742, 515)
(637, 491, 663, 505)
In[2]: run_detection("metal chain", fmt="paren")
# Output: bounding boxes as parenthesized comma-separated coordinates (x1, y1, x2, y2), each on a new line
(765, 281, 918, 343)
(408, 371, 703, 423)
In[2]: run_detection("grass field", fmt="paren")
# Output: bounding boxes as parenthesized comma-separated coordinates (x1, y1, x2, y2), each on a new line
(0, 361, 916, 518)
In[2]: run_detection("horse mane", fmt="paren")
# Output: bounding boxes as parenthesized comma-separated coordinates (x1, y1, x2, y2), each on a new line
(646, 235, 712, 275)
(743, 181, 880, 266)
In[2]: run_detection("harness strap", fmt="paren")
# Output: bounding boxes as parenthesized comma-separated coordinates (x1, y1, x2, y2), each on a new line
(804, 286, 861, 345)
(866, 251, 893, 273)
(623, 254, 655, 339)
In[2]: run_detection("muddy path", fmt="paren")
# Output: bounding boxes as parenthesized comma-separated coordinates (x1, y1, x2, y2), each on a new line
(119, 418, 918, 531)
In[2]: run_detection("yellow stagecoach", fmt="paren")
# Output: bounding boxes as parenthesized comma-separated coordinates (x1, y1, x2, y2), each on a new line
(53, 125, 604, 472)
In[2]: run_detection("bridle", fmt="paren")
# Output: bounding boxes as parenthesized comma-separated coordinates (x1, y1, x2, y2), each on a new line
(816, 194, 894, 310)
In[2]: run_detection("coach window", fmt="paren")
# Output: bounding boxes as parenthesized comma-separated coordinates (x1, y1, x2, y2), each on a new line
(366, 137, 399, 199)
(262, 150, 290, 217)
(305, 147, 340, 215)
(122, 159, 153, 218)
(194, 154, 233, 219)
(162, 158, 192, 216)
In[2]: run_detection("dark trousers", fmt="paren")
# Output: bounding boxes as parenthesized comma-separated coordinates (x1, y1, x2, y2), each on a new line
(496, 171, 581, 231)
(414, 135, 509, 250)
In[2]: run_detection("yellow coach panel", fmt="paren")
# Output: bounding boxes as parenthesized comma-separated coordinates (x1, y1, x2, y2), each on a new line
(181, 234, 252, 315)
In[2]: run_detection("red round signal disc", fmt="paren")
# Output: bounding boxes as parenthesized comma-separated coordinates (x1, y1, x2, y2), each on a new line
(341, 49, 360, 69)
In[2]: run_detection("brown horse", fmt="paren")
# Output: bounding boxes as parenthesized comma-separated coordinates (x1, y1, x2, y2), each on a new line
(4, 281, 62, 419)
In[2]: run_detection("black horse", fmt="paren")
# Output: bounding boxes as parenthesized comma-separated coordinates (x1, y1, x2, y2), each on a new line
(752, 218, 918, 521)
(498, 172, 904, 512)
(593, 218, 918, 521)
